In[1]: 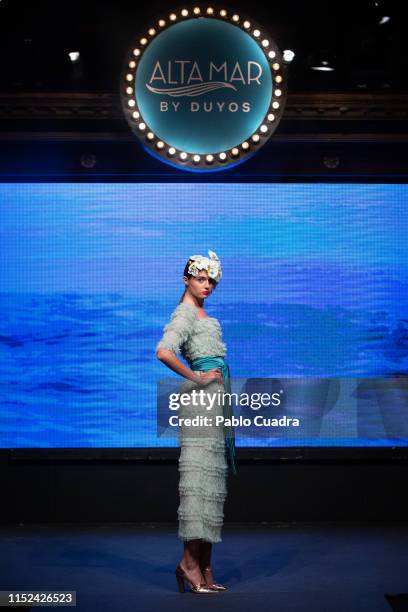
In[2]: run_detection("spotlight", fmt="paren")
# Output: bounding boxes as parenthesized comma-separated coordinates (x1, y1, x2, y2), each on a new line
(311, 60, 334, 71)
(310, 52, 335, 71)
(323, 155, 340, 169)
(80, 153, 97, 168)
(283, 49, 295, 62)
(68, 51, 80, 63)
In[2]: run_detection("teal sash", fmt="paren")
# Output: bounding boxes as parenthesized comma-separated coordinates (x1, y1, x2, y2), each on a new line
(190, 355, 237, 476)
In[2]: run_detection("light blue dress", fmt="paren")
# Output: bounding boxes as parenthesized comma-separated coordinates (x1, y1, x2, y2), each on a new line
(156, 302, 229, 543)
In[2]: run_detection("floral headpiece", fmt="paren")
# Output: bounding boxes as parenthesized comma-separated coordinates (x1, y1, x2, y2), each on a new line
(187, 250, 222, 283)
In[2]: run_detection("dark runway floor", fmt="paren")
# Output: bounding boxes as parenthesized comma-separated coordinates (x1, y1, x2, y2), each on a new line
(1, 522, 407, 611)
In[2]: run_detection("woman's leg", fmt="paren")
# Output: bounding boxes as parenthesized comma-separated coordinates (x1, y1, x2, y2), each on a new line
(199, 539, 220, 585)
(180, 539, 206, 586)
(199, 539, 212, 569)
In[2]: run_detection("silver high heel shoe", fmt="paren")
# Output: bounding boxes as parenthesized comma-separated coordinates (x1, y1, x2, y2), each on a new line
(201, 566, 228, 591)
(175, 564, 218, 594)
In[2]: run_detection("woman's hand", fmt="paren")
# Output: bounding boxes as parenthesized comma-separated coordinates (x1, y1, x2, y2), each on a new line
(197, 368, 223, 386)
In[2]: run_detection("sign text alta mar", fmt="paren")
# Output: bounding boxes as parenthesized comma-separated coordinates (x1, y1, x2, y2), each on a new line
(146, 60, 265, 113)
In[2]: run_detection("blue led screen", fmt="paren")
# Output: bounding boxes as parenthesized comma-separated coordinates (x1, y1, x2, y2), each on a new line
(0, 182, 407, 448)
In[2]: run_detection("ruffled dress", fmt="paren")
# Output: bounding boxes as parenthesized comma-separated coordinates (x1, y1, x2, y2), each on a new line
(155, 302, 229, 543)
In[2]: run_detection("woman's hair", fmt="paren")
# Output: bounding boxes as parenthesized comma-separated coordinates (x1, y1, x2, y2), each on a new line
(178, 258, 217, 303)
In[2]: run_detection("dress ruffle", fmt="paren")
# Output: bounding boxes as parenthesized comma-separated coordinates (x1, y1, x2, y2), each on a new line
(177, 438, 228, 543)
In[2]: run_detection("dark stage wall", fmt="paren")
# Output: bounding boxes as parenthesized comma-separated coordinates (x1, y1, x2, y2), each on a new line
(2, 456, 408, 524)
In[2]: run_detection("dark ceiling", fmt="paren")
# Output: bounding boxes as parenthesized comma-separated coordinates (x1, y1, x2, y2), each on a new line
(0, 0, 406, 94)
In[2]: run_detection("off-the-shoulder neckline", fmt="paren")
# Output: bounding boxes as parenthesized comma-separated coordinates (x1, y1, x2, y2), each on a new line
(178, 302, 218, 322)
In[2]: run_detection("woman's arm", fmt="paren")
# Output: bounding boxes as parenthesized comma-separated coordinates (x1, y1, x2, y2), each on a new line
(155, 306, 201, 383)
(156, 348, 202, 384)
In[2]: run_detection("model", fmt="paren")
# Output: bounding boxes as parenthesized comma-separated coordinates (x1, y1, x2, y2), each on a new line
(155, 250, 237, 594)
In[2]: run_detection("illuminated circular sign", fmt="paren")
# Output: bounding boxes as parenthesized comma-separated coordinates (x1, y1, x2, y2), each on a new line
(121, 7, 287, 172)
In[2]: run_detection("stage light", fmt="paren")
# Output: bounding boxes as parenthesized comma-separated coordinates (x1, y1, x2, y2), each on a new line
(133, 49, 141, 56)
(242, 141, 249, 150)
(275, 89, 282, 96)
(219, 152, 227, 160)
(231, 148, 239, 156)
(138, 122, 146, 130)
(80, 153, 97, 169)
(148, 28, 156, 36)
(310, 51, 335, 71)
(275, 75, 282, 83)
(158, 19, 166, 27)
(168, 147, 176, 155)
(311, 59, 334, 71)
(147, 132, 154, 140)
(262, 39, 270, 47)
(126, 87, 133, 94)
(181, 9, 189, 17)
(128, 99, 135, 107)
(260, 125, 268, 133)
(268, 50, 276, 59)
(132, 111, 140, 119)
(206, 7, 214, 15)
(272, 63, 280, 71)
(169, 13, 177, 21)
(283, 49, 295, 62)
(272, 101, 280, 109)
(317, 61, 333, 71)
(219, 9, 227, 17)
(180, 152, 188, 160)
(126, 74, 133, 81)
(193, 7, 200, 14)
(206, 154, 214, 162)
(232, 14, 240, 22)
(243, 20, 251, 28)
(323, 155, 340, 169)
(267, 113, 275, 121)
(128, 61, 136, 69)
(156, 140, 165, 149)
(252, 134, 260, 142)
(253, 29, 260, 37)
(140, 38, 148, 45)
(379, 15, 390, 24)
(193, 154, 201, 163)
(68, 51, 80, 63)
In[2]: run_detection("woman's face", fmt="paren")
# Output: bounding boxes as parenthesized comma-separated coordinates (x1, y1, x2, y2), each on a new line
(184, 270, 216, 300)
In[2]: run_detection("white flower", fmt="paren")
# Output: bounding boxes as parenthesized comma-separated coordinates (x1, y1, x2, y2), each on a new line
(207, 261, 220, 280)
(188, 262, 199, 276)
(190, 255, 207, 270)
(187, 251, 222, 282)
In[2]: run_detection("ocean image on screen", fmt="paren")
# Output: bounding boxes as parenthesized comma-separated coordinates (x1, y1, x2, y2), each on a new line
(0, 182, 407, 448)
